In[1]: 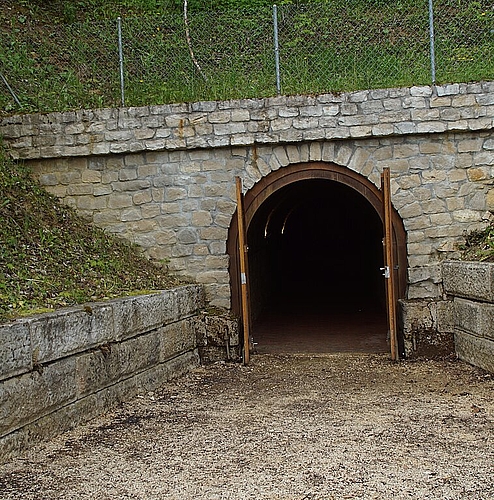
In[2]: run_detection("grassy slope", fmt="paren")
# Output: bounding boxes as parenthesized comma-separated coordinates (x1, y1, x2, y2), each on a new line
(2, 1, 492, 114)
(0, 148, 186, 323)
(0, 1, 175, 26)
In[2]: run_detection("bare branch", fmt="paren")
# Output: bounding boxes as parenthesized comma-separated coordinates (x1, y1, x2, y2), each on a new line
(184, 0, 207, 82)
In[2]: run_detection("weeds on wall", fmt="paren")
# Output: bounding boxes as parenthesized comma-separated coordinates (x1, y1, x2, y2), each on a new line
(460, 222, 494, 262)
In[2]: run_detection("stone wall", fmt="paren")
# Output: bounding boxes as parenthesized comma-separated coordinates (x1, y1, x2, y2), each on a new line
(1, 82, 493, 311)
(0, 286, 211, 463)
(443, 261, 494, 373)
(1, 82, 493, 355)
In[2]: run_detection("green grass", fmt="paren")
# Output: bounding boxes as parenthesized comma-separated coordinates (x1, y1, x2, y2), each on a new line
(0, 147, 187, 323)
(0, 0, 492, 114)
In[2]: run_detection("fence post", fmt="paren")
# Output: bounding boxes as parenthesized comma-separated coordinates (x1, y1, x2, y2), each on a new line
(273, 5, 281, 95)
(117, 17, 125, 106)
(428, 0, 436, 85)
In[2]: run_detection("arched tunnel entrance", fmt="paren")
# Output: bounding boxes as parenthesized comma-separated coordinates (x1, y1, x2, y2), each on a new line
(228, 162, 407, 355)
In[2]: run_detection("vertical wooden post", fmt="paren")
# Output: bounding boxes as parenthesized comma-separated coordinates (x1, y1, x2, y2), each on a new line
(235, 177, 251, 365)
(382, 168, 399, 361)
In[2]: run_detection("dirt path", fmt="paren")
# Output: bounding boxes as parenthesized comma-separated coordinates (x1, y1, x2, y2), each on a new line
(1, 353, 494, 499)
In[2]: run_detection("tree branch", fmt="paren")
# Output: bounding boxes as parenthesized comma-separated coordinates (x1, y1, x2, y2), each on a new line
(184, 0, 207, 82)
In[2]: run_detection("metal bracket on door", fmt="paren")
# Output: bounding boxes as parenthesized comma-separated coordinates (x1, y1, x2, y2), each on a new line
(380, 266, 390, 279)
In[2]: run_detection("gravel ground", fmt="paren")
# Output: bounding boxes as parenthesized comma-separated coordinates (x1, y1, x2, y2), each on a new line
(1, 353, 494, 499)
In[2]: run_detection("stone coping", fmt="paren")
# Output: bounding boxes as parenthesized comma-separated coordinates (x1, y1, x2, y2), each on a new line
(0, 285, 204, 382)
(1, 82, 493, 160)
(443, 260, 494, 303)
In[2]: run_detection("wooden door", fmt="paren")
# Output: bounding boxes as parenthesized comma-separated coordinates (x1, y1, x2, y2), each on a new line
(235, 177, 252, 365)
(381, 168, 399, 361)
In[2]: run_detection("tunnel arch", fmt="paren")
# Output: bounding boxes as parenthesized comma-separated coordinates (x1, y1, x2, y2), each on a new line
(228, 162, 407, 354)
(228, 162, 407, 320)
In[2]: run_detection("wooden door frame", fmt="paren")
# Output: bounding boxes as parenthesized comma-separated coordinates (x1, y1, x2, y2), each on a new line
(228, 162, 407, 318)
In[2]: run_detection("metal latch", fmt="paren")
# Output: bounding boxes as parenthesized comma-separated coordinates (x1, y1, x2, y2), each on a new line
(380, 266, 390, 279)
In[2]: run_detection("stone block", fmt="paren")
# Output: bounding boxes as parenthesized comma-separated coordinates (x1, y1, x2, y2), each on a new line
(455, 297, 494, 340)
(166, 239, 189, 259)
(403, 96, 426, 109)
(231, 109, 250, 121)
(200, 226, 228, 240)
(117, 170, 138, 184)
(164, 187, 187, 202)
(38, 173, 59, 186)
(487, 189, 494, 211)
(108, 193, 133, 208)
(407, 265, 440, 285)
(194, 312, 240, 363)
(214, 123, 246, 136)
(208, 111, 231, 124)
(81, 170, 102, 183)
(452, 209, 481, 223)
(112, 292, 176, 339)
(120, 208, 142, 222)
(372, 123, 394, 136)
(399, 299, 454, 358)
(75, 332, 160, 396)
(454, 331, 494, 374)
(93, 185, 112, 196)
(400, 201, 422, 219)
(0, 357, 77, 437)
(105, 130, 133, 141)
(437, 300, 455, 334)
(417, 122, 447, 133)
(349, 125, 372, 137)
(158, 319, 197, 362)
(410, 86, 432, 97)
(76, 195, 107, 210)
(112, 287, 203, 340)
(458, 139, 482, 153)
(176, 285, 205, 317)
(0, 321, 32, 381)
(443, 261, 494, 302)
(177, 228, 198, 244)
(195, 270, 229, 284)
(161, 213, 189, 227)
(134, 349, 200, 392)
(30, 303, 115, 364)
(67, 184, 93, 196)
(407, 280, 441, 300)
(436, 84, 459, 96)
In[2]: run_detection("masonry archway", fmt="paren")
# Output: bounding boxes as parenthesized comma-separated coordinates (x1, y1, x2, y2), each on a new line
(228, 162, 407, 353)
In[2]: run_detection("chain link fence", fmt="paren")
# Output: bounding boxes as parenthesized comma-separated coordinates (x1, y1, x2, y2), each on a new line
(0, 0, 492, 114)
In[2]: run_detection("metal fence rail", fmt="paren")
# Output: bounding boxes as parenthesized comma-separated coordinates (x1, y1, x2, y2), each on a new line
(0, 0, 492, 114)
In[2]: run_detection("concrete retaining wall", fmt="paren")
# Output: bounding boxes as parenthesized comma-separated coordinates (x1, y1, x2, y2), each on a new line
(443, 261, 494, 373)
(0, 285, 209, 463)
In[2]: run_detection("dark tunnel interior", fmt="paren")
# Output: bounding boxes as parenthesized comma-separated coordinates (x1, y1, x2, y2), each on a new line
(247, 179, 388, 352)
